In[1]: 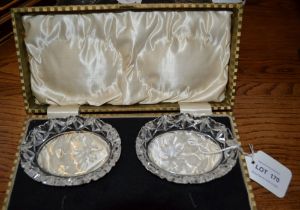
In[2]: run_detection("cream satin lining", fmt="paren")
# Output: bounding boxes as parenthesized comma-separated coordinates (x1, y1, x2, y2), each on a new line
(23, 11, 231, 105)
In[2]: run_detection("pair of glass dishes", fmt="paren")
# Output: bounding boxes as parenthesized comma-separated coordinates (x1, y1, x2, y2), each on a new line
(20, 114, 239, 186)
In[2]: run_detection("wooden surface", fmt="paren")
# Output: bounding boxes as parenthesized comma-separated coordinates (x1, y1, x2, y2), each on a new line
(0, 0, 299, 209)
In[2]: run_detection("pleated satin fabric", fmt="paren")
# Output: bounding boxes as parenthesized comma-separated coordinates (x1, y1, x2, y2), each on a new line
(22, 11, 231, 105)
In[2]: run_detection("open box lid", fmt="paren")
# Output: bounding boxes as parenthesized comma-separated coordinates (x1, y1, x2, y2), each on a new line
(11, 3, 243, 115)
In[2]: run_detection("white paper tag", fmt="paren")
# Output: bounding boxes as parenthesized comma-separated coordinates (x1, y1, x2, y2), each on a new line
(245, 151, 292, 198)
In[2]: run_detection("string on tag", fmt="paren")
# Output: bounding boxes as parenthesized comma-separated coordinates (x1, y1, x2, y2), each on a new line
(228, 143, 259, 162)
(196, 142, 240, 155)
(240, 144, 256, 163)
(249, 144, 255, 164)
(195, 128, 241, 155)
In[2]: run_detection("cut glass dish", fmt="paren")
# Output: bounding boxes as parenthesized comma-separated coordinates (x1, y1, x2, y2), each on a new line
(136, 113, 239, 184)
(20, 116, 121, 186)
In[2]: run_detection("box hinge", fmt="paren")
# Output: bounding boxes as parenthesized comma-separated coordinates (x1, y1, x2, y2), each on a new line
(179, 102, 212, 116)
(47, 105, 80, 118)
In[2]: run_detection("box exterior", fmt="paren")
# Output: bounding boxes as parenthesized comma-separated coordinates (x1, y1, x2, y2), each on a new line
(3, 3, 257, 210)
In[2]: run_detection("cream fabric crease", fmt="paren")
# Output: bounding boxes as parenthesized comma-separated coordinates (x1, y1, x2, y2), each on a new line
(148, 131, 223, 175)
(37, 132, 110, 177)
(22, 11, 232, 105)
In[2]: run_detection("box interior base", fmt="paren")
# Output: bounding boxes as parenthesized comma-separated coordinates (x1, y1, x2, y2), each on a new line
(8, 116, 251, 210)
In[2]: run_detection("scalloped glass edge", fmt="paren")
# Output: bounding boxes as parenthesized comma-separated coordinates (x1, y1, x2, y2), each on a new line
(20, 116, 121, 186)
(135, 113, 239, 184)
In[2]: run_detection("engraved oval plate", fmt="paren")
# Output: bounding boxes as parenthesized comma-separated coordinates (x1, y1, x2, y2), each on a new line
(20, 116, 121, 186)
(148, 131, 223, 176)
(37, 132, 110, 177)
(136, 114, 238, 184)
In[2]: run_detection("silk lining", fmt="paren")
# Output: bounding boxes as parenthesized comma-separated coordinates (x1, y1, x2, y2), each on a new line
(22, 11, 231, 105)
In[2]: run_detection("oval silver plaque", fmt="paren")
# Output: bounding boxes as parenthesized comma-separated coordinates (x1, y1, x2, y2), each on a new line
(136, 114, 239, 184)
(148, 131, 223, 176)
(37, 132, 110, 177)
(21, 116, 121, 186)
